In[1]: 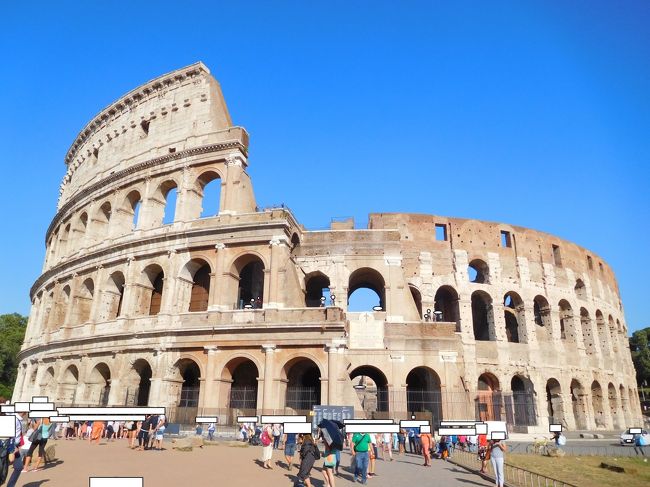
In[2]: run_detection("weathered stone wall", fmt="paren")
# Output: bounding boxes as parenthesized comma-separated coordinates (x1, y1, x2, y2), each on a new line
(13, 63, 642, 433)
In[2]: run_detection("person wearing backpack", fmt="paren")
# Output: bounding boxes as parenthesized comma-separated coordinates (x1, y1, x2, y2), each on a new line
(352, 432, 371, 484)
(296, 434, 319, 487)
(633, 433, 647, 456)
(260, 424, 274, 469)
(3, 411, 25, 487)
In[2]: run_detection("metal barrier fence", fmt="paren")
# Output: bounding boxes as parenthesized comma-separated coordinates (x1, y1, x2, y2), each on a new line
(450, 449, 578, 487)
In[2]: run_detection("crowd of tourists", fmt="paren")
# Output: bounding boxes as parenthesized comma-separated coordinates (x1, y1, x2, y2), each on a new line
(0, 410, 168, 487)
(240, 422, 512, 487)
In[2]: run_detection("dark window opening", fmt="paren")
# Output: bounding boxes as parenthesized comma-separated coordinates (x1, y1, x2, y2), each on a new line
(587, 256, 593, 270)
(189, 265, 211, 312)
(140, 119, 150, 136)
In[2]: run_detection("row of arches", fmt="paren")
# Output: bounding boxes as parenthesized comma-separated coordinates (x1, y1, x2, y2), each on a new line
(34, 254, 267, 332)
(47, 170, 223, 268)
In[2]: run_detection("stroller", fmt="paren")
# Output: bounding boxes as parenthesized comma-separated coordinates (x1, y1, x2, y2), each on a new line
(249, 426, 262, 446)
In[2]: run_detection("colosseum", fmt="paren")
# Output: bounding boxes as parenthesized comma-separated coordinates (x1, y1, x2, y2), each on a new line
(13, 62, 642, 433)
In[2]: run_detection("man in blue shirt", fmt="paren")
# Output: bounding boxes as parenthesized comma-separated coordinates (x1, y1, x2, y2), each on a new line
(407, 428, 417, 454)
(5, 411, 26, 487)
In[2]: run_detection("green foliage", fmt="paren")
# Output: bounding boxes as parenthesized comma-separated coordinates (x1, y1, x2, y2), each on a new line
(630, 327, 650, 386)
(0, 313, 27, 398)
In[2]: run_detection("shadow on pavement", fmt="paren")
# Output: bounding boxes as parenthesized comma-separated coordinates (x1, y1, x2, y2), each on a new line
(23, 481, 50, 487)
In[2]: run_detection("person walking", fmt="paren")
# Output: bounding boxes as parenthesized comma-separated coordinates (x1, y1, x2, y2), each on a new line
(207, 422, 216, 441)
(296, 434, 319, 487)
(90, 420, 105, 445)
(22, 418, 51, 472)
(478, 433, 488, 473)
(137, 416, 151, 451)
(398, 429, 406, 456)
(368, 433, 377, 477)
(352, 432, 371, 484)
(322, 441, 337, 487)
(5, 411, 25, 487)
(419, 430, 432, 466)
(382, 432, 393, 461)
(283, 430, 298, 470)
(260, 424, 274, 469)
(488, 439, 507, 487)
(633, 432, 647, 456)
(28, 419, 52, 472)
(272, 423, 282, 449)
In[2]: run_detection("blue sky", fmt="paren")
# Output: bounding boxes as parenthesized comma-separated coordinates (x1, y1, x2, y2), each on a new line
(0, 1, 648, 332)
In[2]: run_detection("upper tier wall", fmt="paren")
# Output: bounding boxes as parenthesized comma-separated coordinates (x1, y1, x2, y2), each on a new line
(367, 212, 621, 304)
(58, 62, 240, 209)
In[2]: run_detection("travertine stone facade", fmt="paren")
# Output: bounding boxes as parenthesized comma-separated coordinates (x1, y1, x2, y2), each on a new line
(14, 63, 642, 432)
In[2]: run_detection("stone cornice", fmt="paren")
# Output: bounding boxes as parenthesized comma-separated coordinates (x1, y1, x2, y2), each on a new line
(64, 62, 209, 167)
(48, 140, 247, 242)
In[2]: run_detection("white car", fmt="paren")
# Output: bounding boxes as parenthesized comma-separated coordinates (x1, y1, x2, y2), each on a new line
(620, 428, 648, 446)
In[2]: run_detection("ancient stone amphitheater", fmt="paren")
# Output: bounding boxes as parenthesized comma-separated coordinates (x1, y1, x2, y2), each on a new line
(13, 62, 642, 432)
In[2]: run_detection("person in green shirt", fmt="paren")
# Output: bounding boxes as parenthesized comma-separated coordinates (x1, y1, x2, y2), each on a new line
(352, 433, 370, 484)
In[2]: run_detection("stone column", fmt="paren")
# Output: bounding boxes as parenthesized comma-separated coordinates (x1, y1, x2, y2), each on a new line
(201, 346, 219, 410)
(384, 254, 403, 321)
(268, 237, 289, 309)
(210, 243, 227, 310)
(149, 349, 169, 408)
(491, 302, 506, 341)
(326, 345, 339, 405)
(222, 153, 246, 214)
(262, 345, 276, 414)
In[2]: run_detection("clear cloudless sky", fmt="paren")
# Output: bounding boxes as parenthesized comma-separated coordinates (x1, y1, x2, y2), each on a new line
(0, 1, 648, 333)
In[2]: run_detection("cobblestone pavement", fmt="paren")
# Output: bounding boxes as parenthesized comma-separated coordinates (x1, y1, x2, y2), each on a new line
(12, 439, 494, 487)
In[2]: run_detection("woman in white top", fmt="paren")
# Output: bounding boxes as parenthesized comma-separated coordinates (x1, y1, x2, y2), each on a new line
(368, 433, 377, 477)
(382, 432, 393, 461)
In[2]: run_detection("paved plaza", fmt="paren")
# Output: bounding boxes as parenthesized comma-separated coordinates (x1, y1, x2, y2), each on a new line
(12, 439, 494, 487)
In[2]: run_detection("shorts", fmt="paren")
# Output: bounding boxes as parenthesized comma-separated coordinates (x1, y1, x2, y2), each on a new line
(156, 427, 165, 439)
(285, 443, 296, 456)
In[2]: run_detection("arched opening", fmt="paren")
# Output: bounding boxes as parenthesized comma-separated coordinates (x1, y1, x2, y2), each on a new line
(75, 278, 94, 324)
(305, 272, 330, 307)
(139, 264, 164, 316)
(468, 259, 489, 284)
(232, 255, 265, 309)
(77, 212, 88, 242)
(406, 367, 443, 426)
(186, 260, 211, 312)
(533, 295, 551, 329)
(477, 373, 502, 421)
(509, 376, 537, 427)
(42, 291, 54, 331)
(434, 285, 460, 329)
(95, 201, 112, 240)
(41, 367, 56, 399)
(104, 272, 125, 320)
(471, 291, 493, 341)
(591, 380, 605, 428)
(60, 365, 79, 405)
(595, 311, 608, 356)
(223, 358, 259, 413)
(504, 292, 524, 343)
(124, 190, 142, 230)
(409, 285, 423, 319)
(570, 379, 588, 430)
(546, 378, 565, 426)
(608, 383, 621, 429)
(580, 308, 595, 355)
(160, 180, 178, 225)
(608, 315, 618, 353)
(52, 285, 71, 328)
(350, 366, 389, 417)
(88, 363, 111, 406)
(61, 223, 71, 257)
(348, 268, 385, 312)
(575, 279, 586, 300)
(558, 300, 574, 341)
(198, 171, 222, 218)
(620, 384, 631, 427)
(127, 359, 152, 407)
(291, 233, 300, 249)
(176, 359, 201, 408)
(284, 358, 321, 412)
